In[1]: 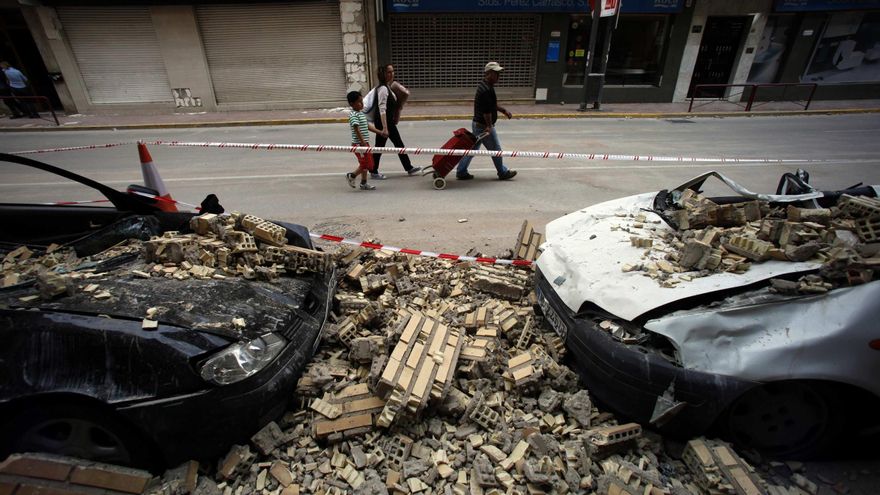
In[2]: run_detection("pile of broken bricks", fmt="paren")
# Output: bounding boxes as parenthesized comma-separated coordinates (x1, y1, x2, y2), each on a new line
(155, 240, 829, 495)
(2, 212, 332, 303)
(0, 216, 853, 495)
(620, 192, 880, 290)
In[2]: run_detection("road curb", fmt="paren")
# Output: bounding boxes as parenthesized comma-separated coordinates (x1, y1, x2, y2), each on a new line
(0, 107, 878, 132)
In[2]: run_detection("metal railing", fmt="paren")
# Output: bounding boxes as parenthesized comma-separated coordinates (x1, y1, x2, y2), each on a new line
(1, 95, 60, 125)
(688, 83, 818, 113)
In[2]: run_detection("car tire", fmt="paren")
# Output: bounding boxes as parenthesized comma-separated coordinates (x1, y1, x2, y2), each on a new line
(0, 401, 158, 470)
(720, 381, 844, 460)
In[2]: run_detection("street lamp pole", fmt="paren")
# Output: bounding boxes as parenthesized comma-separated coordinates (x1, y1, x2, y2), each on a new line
(593, 2, 621, 110)
(578, 0, 601, 111)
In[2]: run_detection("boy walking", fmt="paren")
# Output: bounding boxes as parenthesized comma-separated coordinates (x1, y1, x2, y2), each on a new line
(346, 90, 386, 190)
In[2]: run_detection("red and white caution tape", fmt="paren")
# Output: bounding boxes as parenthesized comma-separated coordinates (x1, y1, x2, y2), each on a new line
(37, 199, 111, 206)
(126, 189, 201, 210)
(10, 140, 811, 164)
(43, 191, 531, 267)
(310, 233, 533, 267)
(11, 142, 136, 155)
(147, 140, 808, 164)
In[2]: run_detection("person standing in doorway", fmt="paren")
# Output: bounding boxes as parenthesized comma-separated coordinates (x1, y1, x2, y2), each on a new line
(1, 62, 39, 118)
(456, 61, 517, 181)
(371, 64, 421, 179)
(0, 67, 26, 119)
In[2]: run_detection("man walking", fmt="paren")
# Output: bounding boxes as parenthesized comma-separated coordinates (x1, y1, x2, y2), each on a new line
(455, 61, 517, 181)
(1, 61, 39, 118)
(0, 68, 25, 119)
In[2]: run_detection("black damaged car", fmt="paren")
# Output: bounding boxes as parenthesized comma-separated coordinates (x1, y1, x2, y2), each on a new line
(0, 153, 336, 470)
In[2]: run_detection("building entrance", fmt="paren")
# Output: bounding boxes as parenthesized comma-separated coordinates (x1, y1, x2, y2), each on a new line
(688, 16, 750, 98)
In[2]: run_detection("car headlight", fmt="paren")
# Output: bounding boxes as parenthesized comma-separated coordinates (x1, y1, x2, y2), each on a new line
(199, 333, 286, 385)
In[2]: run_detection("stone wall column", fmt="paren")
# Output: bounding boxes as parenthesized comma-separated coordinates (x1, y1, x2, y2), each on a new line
(340, 0, 369, 94)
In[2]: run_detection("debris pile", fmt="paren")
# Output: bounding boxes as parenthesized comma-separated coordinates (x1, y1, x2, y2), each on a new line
(141, 241, 810, 495)
(0, 214, 845, 495)
(1, 213, 330, 299)
(620, 193, 880, 290)
(147, 212, 331, 281)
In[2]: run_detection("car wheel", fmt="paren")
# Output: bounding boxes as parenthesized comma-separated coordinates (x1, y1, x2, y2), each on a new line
(721, 382, 843, 459)
(0, 402, 156, 469)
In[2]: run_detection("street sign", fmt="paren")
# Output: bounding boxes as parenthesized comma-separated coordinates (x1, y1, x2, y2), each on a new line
(590, 0, 620, 16)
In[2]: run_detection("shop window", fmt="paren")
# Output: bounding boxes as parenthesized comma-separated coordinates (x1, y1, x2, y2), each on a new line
(803, 12, 880, 84)
(563, 14, 592, 87)
(606, 15, 670, 86)
(563, 14, 670, 88)
(748, 15, 796, 83)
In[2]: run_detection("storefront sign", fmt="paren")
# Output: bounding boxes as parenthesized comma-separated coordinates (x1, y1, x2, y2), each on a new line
(619, 0, 685, 13)
(547, 40, 561, 62)
(387, 0, 684, 13)
(387, 0, 590, 13)
(774, 0, 880, 11)
(590, 0, 619, 16)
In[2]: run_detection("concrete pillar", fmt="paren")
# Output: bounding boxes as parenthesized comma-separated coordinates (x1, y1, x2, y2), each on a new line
(25, 6, 91, 113)
(150, 5, 217, 112)
(731, 14, 769, 89)
(339, 0, 370, 93)
(19, 5, 77, 114)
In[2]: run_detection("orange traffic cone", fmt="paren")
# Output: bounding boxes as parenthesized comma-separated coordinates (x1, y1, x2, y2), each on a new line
(138, 142, 177, 212)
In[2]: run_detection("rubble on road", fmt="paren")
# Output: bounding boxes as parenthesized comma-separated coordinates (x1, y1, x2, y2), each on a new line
(619, 193, 879, 290)
(156, 233, 821, 495)
(0, 214, 844, 495)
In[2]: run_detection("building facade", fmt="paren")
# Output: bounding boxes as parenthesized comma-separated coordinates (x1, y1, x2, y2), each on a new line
(1, 0, 877, 116)
(9, 0, 372, 114)
(375, 0, 693, 104)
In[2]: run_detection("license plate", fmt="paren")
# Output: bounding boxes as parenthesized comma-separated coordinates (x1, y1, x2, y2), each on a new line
(537, 286, 567, 340)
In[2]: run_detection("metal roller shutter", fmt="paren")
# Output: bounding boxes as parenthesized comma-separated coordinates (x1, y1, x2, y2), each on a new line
(389, 14, 539, 98)
(196, 2, 346, 105)
(56, 7, 173, 104)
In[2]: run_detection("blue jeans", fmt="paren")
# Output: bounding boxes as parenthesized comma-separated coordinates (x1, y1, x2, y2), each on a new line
(456, 121, 509, 177)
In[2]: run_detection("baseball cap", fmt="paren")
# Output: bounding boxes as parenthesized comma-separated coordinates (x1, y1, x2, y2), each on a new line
(484, 62, 504, 72)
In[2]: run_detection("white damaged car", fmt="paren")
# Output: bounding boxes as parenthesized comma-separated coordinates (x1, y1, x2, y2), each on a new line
(535, 171, 880, 459)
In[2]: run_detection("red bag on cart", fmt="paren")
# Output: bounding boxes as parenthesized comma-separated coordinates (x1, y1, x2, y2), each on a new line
(431, 128, 477, 179)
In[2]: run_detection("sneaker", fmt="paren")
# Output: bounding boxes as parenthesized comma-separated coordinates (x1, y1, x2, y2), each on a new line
(456, 173, 474, 180)
(498, 170, 517, 180)
(370, 172, 387, 180)
(360, 182, 376, 190)
(346, 172, 356, 188)
(407, 166, 423, 176)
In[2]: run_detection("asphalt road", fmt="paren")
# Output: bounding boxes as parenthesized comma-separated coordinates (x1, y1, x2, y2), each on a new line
(2, 114, 880, 490)
(1, 114, 879, 257)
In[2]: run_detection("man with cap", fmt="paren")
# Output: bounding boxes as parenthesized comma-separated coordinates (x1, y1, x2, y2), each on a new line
(455, 61, 517, 181)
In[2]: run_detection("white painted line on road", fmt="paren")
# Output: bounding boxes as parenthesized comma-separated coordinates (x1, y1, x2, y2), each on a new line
(822, 128, 880, 133)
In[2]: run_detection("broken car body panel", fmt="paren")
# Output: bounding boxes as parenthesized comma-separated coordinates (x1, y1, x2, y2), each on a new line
(537, 191, 819, 321)
(536, 171, 880, 447)
(534, 271, 759, 436)
(644, 281, 880, 396)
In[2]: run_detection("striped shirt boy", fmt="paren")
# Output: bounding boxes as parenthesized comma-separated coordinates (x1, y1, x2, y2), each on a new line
(349, 110, 369, 145)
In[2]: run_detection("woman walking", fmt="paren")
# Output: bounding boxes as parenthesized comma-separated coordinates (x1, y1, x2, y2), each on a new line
(371, 64, 421, 179)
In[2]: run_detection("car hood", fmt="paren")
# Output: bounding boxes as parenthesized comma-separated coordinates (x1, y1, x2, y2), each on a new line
(4, 270, 318, 342)
(536, 192, 820, 321)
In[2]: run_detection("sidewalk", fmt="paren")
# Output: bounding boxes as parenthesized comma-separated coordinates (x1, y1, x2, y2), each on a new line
(2, 98, 879, 131)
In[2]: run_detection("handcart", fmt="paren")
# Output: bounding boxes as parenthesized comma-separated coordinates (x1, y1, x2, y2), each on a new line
(422, 128, 487, 190)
